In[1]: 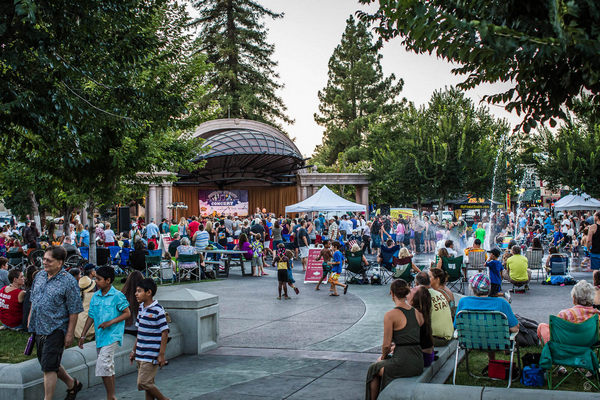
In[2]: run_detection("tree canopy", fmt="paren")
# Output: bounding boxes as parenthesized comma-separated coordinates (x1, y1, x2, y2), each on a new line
(190, 0, 292, 129)
(358, 0, 600, 132)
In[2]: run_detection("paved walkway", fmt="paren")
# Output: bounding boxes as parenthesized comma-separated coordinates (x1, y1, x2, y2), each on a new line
(78, 253, 592, 399)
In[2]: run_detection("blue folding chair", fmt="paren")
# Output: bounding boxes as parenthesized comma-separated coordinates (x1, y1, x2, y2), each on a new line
(118, 247, 132, 272)
(79, 247, 89, 261)
(108, 246, 121, 265)
(148, 249, 162, 258)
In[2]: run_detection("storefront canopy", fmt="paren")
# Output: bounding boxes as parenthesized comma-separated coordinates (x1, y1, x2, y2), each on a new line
(285, 186, 367, 213)
(554, 193, 600, 211)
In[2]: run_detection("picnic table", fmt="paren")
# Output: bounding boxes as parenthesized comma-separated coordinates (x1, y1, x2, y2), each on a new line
(197, 249, 249, 277)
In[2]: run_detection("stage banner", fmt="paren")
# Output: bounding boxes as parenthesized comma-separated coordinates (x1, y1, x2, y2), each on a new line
(199, 189, 249, 216)
(304, 248, 324, 283)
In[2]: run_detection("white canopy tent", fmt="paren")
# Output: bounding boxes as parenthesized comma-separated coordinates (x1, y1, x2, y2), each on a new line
(285, 185, 367, 213)
(554, 192, 600, 211)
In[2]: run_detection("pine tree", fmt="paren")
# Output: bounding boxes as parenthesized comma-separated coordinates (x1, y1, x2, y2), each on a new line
(314, 15, 403, 166)
(191, 0, 292, 128)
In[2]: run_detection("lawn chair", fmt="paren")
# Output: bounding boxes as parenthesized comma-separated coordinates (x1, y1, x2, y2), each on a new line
(178, 253, 203, 281)
(392, 256, 414, 285)
(467, 250, 486, 273)
(80, 247, 89, 261)
(96, 247, 111, 268)
(7, 250, 26, 270)
(540, 314, 600, 390)
(108, 246, 121, 266)
(453, 310, 521, 388)
(117, 247, 132, 273)
(525, 249, 544, 281)
(145, 255, 163, 284)
(344, 249, 369, 284)
(442, 255, 464, 294)
(548, 255, 569, 276)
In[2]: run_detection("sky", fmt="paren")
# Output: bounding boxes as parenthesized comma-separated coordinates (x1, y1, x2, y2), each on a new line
(192, 0, 523, 157)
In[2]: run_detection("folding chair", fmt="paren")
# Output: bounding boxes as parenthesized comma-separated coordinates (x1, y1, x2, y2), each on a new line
(379, 246, 397, 284)
(108, 246, 121, 266)
(145, 255, 162, 284)
(117, 247, 132, 273)
(178, 253, 203, 281)
(453, 310, 521, 388)
(442, 255, 464, 294)
(525, 249, 544, 281)
(96, 248, 111, 268)
(392, 256, 414, 285)
(540, 314, 600, 390)
(344, 249, 369, 284)
(148, 249, 162, 258)
(79, 247, 90, 261)
(467, 250, 486, 273)
(7, 251, 26, 270)
(548, 255, 569, 276)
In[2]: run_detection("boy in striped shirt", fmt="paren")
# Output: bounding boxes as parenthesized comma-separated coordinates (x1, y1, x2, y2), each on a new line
(129, 278, 170, 400)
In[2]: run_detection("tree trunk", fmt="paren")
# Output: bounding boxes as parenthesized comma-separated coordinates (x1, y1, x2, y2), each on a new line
(27, 191, 41, 229)
(416, 197, 422, 217)
(438, 197, 445, 221)
(62, 206, 74, 238)
(88, 201, 97, 265)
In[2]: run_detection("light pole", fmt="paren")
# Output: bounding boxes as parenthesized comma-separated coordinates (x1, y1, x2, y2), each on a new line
(167, 202, 188, 223)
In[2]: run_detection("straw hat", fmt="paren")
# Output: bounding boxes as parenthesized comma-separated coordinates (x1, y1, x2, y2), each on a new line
(79, 276, 96, 293)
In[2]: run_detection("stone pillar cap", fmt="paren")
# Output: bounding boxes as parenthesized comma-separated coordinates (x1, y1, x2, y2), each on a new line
(155, 288, 218, 309)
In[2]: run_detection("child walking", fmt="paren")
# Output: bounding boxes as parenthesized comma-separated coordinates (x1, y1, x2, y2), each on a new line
(251, 233, 266, 276)
(315, 239, 334, 291)
(129, 278, 170, 400)
(273, 246, 291, 299)
(285, 249, 300, 295)
(79, 266, 131, 400)
(329, 241, 348, 296)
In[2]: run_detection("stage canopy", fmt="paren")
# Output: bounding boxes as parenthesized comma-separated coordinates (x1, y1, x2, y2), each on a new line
(285, 186, 366, 213)
(554, 193, 600, 211)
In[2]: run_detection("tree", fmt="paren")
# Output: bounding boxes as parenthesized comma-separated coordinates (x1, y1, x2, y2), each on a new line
(190, 0, 292, 128)
(358, 0, 600, 132)
(314, 15, 404, 165)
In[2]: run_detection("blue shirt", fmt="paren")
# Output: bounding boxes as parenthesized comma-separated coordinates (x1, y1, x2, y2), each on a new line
(544, 217, 553, 232)
(454, 296, 518, 328)
(29, 270, 83, 335)
(351, 218, 358, 229)
(332, 250, 344, 274)
(485, 259, 504, 285)
(88, 286, 129, 348)
(145, 223, 160, 239)
(553, 231, 564, 243)
(80, 230, 90, 246)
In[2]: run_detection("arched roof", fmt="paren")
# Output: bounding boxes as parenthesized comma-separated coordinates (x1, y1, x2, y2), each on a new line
(178, 119, 306, 188)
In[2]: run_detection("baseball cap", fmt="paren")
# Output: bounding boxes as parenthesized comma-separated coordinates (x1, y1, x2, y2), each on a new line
(486, 248, 501, 257)
(83, 263, 96, 272)
(469, 273, 491, 291)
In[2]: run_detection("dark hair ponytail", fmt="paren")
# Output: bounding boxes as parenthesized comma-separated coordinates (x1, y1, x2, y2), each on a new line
(430, 268, 448, 285)
(390, 279, 411, 299)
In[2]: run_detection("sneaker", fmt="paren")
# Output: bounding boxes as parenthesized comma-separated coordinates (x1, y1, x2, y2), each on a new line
(504, 292, 512, 304)
(524, 284, 529, 290)
(558, 366, 568, 375)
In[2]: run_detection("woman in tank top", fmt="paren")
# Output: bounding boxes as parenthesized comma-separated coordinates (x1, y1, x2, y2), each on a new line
(0, 270, 25, 329)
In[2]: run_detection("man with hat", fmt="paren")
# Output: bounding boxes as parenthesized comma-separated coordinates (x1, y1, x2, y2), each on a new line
(455, 273, 519, 361)
(83, 263, 97, 282)
(75, 275, 96, 341)
(328, 217, 339, 241)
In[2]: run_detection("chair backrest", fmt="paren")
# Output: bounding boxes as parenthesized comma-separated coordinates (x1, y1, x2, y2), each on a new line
(178, 253, 200, 263)
(468, 250, 486, 268)
(119, 248, 132, 265)
(549, 314, 599, 348)
(442, 256, 464, 281)
(549, 255, 569, 275)
(148, 249, 162, 258)
(345, 249, 364, 273)
(96, 247, 110, 265)
(525, 249, 543, 268)
(108, 246, 121, 259)
(80, 247, 89, 260)
(145, 255, 162, 265)
(380, 246, 396, 266)
(392, 256, 412, 279)
(455, 310, 511, 351)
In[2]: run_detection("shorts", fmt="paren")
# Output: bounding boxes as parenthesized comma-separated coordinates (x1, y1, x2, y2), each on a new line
(322, 262, 332, 275)
(396, 234, 404, 244)
(287, 269, 295, 284)
(328, 273, 340, 284)
(490, 283, 502, 296)
(36, 329, 65, 372)
(137, 361, 159, 391)
(371, 234, 381, 249)
(277, 269, 288, 282)
(299, 246, 309, 259)
(251, 257, 262, 267)
(96, 342, 118, 377)
(591, 253, 600, 271)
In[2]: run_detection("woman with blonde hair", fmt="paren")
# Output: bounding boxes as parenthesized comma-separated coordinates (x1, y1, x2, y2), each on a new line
(179, 217, 189, 238)
(397, 247, 421, 274)
(75, 223, 84, 247)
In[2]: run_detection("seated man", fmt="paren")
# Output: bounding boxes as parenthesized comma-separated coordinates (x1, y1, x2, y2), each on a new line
(463, 238, 486, 276)
(503, 245, 532, 289)
(378, 239, 400, 269)
(537, 280, 600, 344)
(61, 235, 80, 255)
(408, 271, 453, 346)
(455, 273, 519, 361)
(444, 239, 458, 257)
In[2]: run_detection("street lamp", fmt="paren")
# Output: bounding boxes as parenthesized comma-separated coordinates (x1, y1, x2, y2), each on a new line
(167, 202, 188, 222)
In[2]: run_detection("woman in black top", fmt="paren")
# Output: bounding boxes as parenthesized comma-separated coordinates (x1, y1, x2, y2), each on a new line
(129, 239, 149, 272)
(410, 286, 434, 367)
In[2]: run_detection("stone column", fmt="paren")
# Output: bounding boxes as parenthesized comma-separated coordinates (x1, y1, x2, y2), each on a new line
(296, 185, 301, 205)
(147, 185, 157, 223)
(162, 184, 171, 221)
(355, 185, 363, 205)
(301, 186, 308, 201)
(361, 185, 369, 209)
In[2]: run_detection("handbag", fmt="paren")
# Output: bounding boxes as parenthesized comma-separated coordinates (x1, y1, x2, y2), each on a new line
(488, 359, 519, 380)
(24, 334, 35, 356)
(520, 364, 544, 387)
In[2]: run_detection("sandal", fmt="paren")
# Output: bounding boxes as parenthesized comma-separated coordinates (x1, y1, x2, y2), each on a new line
(294, 287, 299, 295)
(343, 285, 348, 295)
(65, 379, 83, 400)
(277, 297, 281, 300)
(330, 293, 339, 296)
(284, 296, 291, 300)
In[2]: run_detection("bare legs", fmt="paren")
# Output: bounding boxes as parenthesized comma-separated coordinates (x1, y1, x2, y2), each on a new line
(44, 365, 75, 400)
(102, 375, 116, 400)
(369, 367, 384, 400)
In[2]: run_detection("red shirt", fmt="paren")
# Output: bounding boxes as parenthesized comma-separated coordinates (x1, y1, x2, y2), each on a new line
(0, 286, 23, 328)
(188, 221, 200, 237)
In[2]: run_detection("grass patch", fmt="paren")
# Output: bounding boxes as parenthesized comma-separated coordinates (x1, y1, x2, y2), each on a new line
(447, 346, 599, 392)
(0, 330, 37, 363)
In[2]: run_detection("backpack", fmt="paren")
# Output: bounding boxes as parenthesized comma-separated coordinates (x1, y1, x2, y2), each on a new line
(370, 274, 382, 285)
(514, 314, 540, 347)
(520, 364, 544, 387)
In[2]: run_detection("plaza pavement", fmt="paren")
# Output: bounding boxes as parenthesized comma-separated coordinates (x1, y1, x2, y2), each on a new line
(78, 253, 591, 399)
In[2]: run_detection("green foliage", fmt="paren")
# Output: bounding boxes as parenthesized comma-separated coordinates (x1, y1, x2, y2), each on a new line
(314, 15, 404, 165)
(190, 0, 292, 129)
(358, 0, 600, 132)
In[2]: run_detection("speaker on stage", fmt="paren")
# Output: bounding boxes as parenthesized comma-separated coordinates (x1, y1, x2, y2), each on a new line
(380, 203, 391, 216)
(117, 206, 130, 234)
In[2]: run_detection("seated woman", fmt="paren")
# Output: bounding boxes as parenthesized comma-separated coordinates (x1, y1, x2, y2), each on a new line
(396, 247, 420, 274)
(0, 269, 25, 330)
(409, 286, 434, 367)
(7, 240, 24, 257)
(545, 246, 564, 274)
(176, 237, 204, 280)
(129, 239, 149, 272)
(501, 239, 518, 266)
(431, 247, 449, 269)
(366, 279, 424, 400)
(234, 233, 253, 260)
(538, 280, 600, 344)
(530, 237, 544, 256)
(429, 268, 456, 318)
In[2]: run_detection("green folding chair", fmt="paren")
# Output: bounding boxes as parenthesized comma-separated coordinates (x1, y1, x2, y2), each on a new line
(344, 249, 369, 284)
(442, 255, 464, 294)
(453, 310, 521, 388)
(178, 253, 202, 281)
(144, 255, 162, 284)
(392, 256, 414, 285)
(540, 314, 600, 390)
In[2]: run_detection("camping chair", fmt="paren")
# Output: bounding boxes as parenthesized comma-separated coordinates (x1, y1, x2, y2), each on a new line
(442, 255, 464, 294)
(96, 247, 111, 268)
(379, 247, 397, 284)
(548, 255, 569, 276)
(540, 314, 600, 390)
(466, 250, 486, 274)
(453, 310, 521, 388)
(7, 251, 26, 270)
(117, 247, 132, 273)
(525, 249, 544, 281)
(392, 256, 414, 285)
(178, 253, 203, 281)
(148, 249, 162, 258)
(145, 255, 163, 284)
(344, 249, 369, 284)
(79, 246, 89, 261)
(108, 246, 121, 266)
